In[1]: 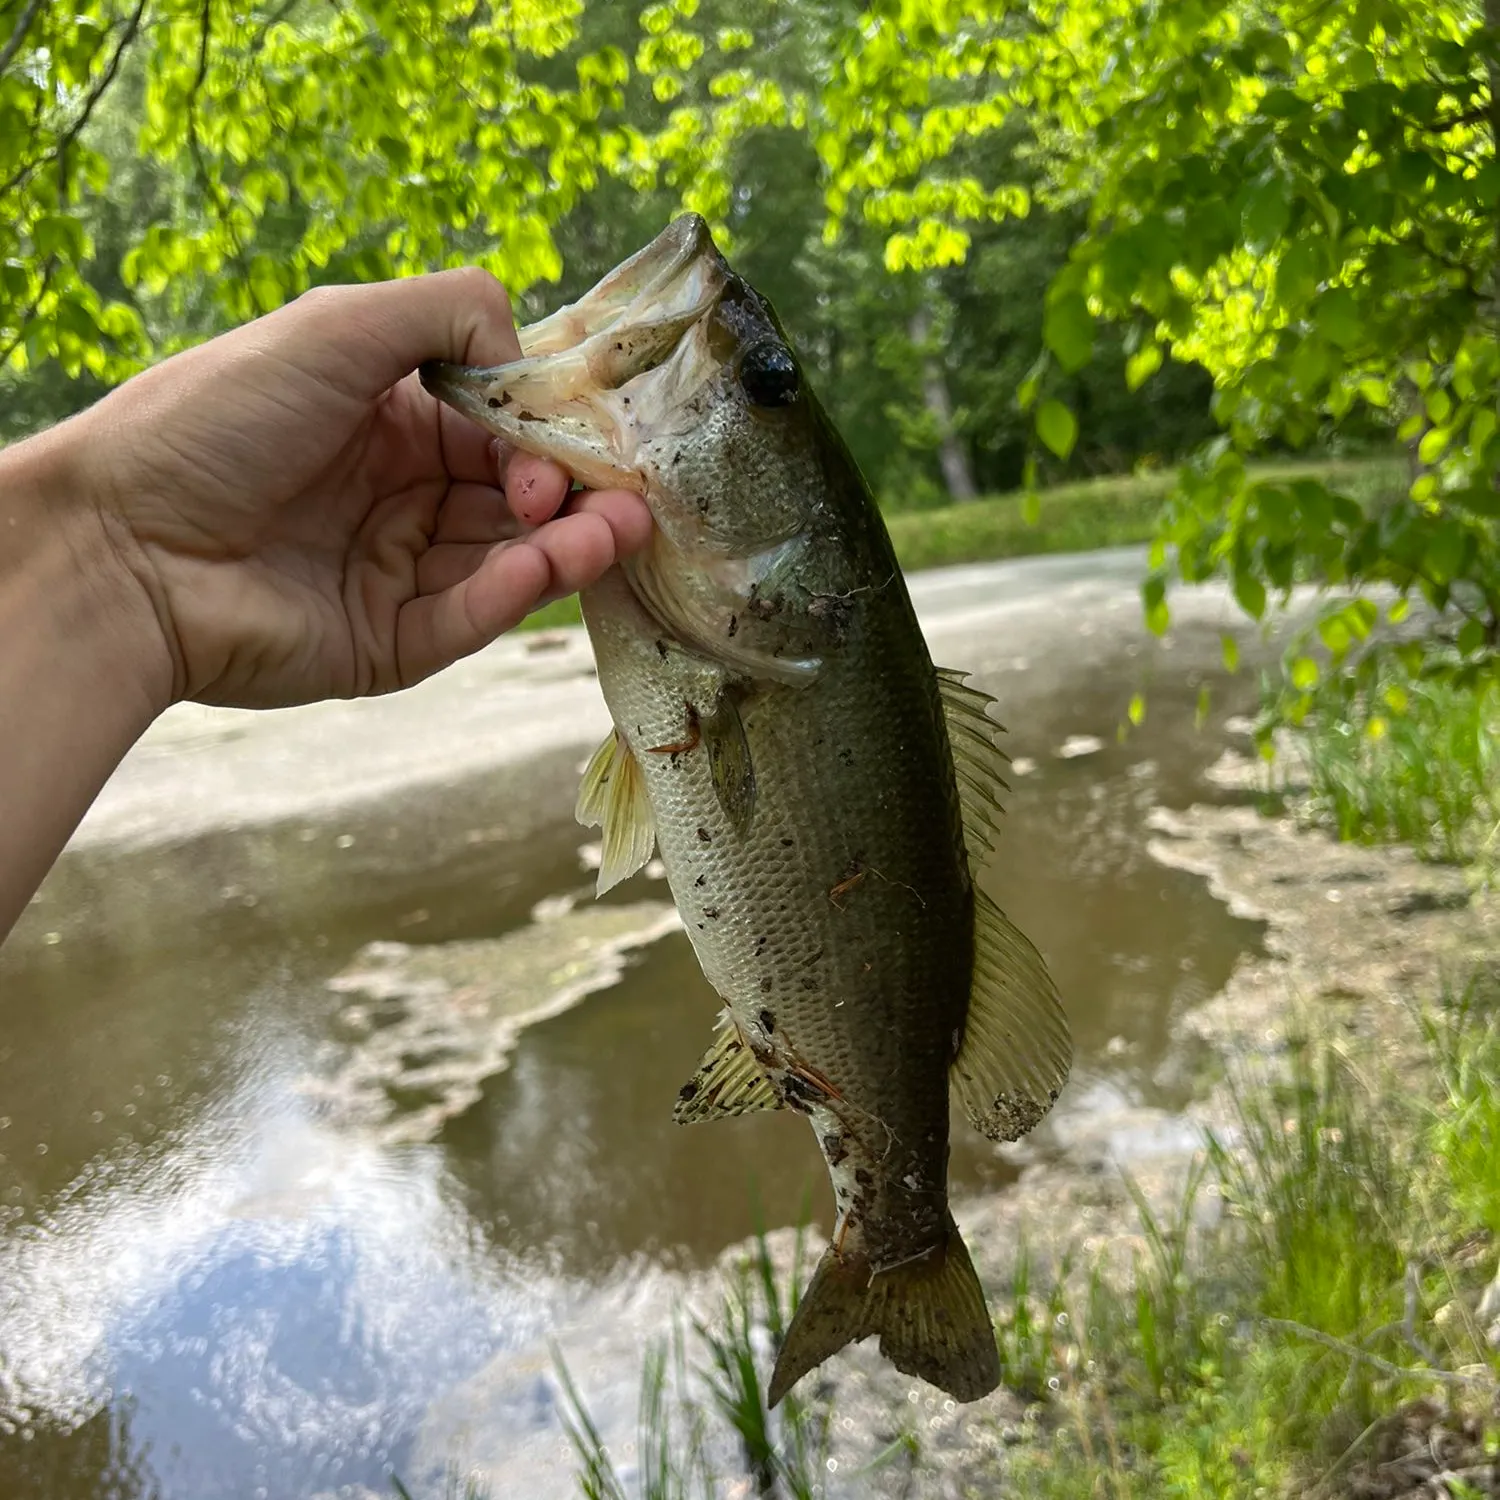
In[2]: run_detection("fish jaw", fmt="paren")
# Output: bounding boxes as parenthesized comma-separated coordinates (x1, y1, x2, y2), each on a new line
(518, 213, 722, 355)
(418, 214, 730, 494)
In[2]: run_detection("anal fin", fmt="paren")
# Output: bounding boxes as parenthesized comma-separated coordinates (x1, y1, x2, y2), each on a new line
(674, 1010, 784, 1124)
(953, 886, 1072, 1141)
(575, 728, 657, 895)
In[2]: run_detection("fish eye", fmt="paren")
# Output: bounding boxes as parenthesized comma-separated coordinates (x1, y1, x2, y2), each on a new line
(737, 340, 800, 409)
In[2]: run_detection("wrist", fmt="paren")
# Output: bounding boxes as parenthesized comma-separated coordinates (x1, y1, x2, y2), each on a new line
(0, 420, 175, 726)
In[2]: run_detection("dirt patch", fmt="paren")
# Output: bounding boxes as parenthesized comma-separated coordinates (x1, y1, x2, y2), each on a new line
(1146, 785, 1497, 1099)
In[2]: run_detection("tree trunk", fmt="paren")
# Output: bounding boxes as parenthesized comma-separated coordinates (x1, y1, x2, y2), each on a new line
(909, 305, 978, 502)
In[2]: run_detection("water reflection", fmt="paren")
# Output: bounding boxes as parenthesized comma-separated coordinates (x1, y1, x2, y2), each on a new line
(0, 602, 1269, 1499)
(0, 1073, 559, 1497)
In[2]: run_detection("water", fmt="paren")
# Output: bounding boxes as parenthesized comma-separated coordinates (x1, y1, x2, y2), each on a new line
(0, 583, 1267, 1499)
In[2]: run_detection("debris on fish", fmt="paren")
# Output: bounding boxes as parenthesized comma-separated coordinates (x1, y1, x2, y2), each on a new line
(421, 215, 1072, 1406)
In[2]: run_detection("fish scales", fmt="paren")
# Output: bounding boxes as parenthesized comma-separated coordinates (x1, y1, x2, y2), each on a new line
(420, 213, 1073, 1407)
(587, 556, 972, 1262)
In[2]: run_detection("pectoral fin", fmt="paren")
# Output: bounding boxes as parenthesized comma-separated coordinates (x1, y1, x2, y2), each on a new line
(701, 688, 757, 838)
(937, 667, 1010, 864)
(674, 1010, 783, 1124)
(952, 887, 1071, 1141)
(575, 729, 657, 895)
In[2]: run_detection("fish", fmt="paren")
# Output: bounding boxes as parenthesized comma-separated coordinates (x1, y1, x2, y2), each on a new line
(420, 215, 1072, 1406)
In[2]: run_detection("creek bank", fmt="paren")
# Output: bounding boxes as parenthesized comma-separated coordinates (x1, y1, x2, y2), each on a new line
(671, 747, 1500, 1498)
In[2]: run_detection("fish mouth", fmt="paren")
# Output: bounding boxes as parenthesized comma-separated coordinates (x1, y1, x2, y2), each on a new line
(419, 214, 729, 492)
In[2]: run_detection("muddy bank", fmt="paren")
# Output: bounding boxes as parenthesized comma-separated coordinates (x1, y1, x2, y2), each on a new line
(565, 747, 1500, 1500)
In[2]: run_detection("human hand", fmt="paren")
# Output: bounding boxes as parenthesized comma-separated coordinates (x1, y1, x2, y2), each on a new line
(20, 270, 652, 712)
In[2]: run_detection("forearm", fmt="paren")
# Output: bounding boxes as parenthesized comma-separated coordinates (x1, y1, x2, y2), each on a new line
(0, 428, 170, 944)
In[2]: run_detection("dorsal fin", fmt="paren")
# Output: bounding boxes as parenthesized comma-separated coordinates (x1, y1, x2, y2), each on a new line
(575, 728, 657, 895)
(952, 886, 1071, 1141)
(674, 1011, 784, 1124)
(936, 667, 1010, 863)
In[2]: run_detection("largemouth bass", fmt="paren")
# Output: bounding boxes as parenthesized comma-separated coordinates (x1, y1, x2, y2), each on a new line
(421, 216, 1071, 1406)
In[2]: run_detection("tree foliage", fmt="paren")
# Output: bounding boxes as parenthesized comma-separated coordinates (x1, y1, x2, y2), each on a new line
(2, 0, 645, 369)
(807, 0, 1500, 709)
(0, 0, 1213, 498)
(15, 0, 1496, 719)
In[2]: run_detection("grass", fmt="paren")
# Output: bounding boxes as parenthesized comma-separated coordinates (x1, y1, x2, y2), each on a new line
(391, 1465, 492, 1500)
(997, 974, 1500, 1499)
(555, 976, 1500, 1499)
(1279, 664, 1500, 867)
(517, 453, 1406, 633)
(883, 454, 1403, 575)
(552, 1222, 921, 1500)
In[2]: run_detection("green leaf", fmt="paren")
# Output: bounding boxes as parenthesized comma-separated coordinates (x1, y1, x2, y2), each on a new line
(1233, 570, 1267, 621)
(1142, 573, 1170, 636)
(1318, 615, 1351, 656)
(1125, 343, 1163, 391)
(1290, 656, 1319, 690)
(1424, 520, 1466, 582)
(1471, 407, 1497, 455)
(1315, 287, 1362, 350)
(1417, 426, 1451, 464)
(1221, 633, 1240, 673)
(1035, 398, 1077, 459)
(1042, 290, 1093, 373)
(1241, 174, 1292, 252)
(1128, 692, 1145, 726)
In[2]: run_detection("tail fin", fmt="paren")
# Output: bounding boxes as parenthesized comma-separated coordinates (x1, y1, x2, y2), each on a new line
(767, 1224, 999, 1407)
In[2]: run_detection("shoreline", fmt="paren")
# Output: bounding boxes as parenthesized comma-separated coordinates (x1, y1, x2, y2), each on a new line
(676, 751, 1500, 1495)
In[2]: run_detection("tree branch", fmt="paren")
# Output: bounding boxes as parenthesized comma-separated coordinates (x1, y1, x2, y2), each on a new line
(0, 0, 43, 78)
(183, 0, 267, 312)
(0, 255, 56, 366)
(0, 0, 148, 205)
(248, 0, 300, 56)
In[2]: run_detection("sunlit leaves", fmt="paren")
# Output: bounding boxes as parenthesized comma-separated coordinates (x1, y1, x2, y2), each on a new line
(799, 0, 1500, 700)
(1240, 174, 1292, 253)
(1036, 397, 1078, 459)
(6, 0, 764, 384)
(883, 219, 970, 271)
(1125, 342, 1162, 391)
(1142, 571, 1170, 636)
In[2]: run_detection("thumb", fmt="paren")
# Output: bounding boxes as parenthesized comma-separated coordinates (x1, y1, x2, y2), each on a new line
(281, 268, 523, 403)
